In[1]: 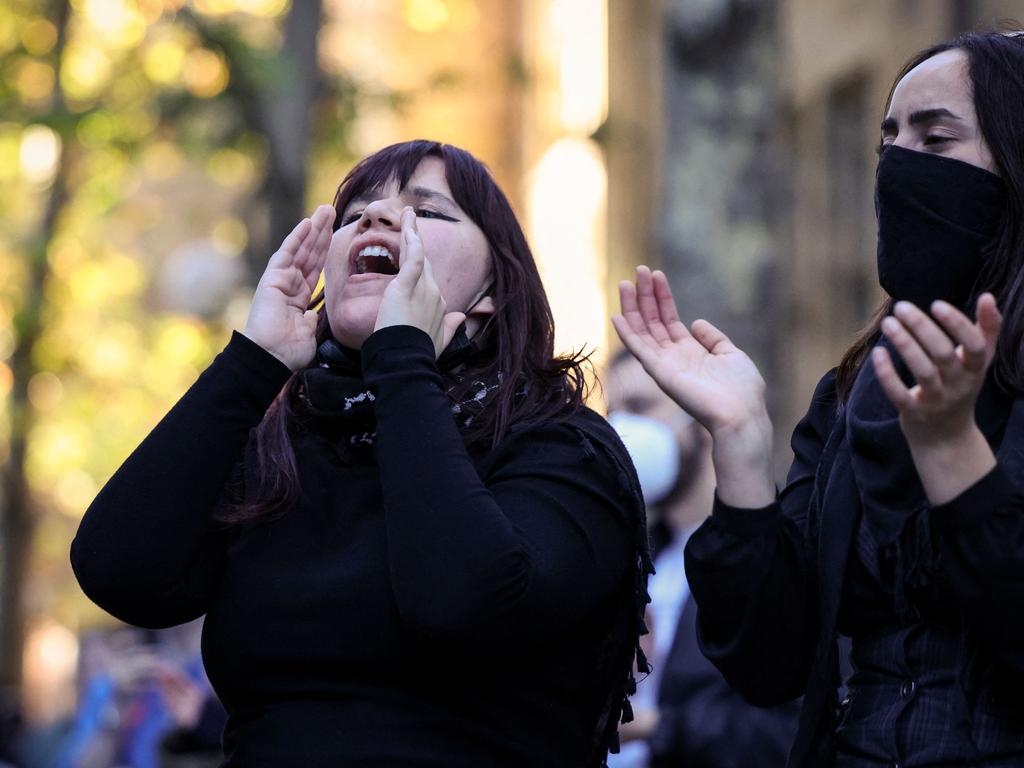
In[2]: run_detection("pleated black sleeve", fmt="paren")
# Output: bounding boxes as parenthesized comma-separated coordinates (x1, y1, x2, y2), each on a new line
(683, 370, 839, 706)
(361, 325, 633, 647)
(70, 332, 292, 628)
(928, 461, 1024, 680)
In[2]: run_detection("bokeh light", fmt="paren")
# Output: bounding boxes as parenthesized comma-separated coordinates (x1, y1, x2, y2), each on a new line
(528, 137, 607, 354)
(19, 124, 61, 185)
(143, 37, 188, 85)
(404, 0, 450, 33)
(27, 371, 64, 412)
(22, 621, 78, 723)
(183, 47, 229, 98)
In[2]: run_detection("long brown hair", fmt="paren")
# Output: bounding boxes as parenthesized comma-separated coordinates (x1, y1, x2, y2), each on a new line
(223, 140, 648, 765)
(836, 30, 1024, 401)
(226, 140, 590, 520)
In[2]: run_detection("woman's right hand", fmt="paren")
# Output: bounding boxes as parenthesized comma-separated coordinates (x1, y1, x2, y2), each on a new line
(612, 266, 775, 507)
(243, 204, 335, 371)
(612, 266, 767, 434)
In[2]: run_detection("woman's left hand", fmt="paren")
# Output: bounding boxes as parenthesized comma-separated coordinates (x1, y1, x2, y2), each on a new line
(873, 294, 1002, 448)
(374, 207, 466, 358)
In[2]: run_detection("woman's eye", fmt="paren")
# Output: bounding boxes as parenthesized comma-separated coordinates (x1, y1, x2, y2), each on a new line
(923, 135, 951, 146)
(415, 208, 457, 222)
(341, 212, 363, 226)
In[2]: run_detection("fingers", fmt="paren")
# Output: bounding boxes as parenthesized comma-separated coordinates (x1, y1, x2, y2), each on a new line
(617, 266, 692, 348)
(882, 298, 1001, 387)
(975, 292, 1003, 365)
(441, 311, 466, 351)
(871, 346, 913, 410)
(295, 206, 335, 287)
(617, 279, 647, 338)
(651, 270, 689, 343)
(275, 218, 313, 262)
(615, 280, 662, 364)
(302, 308, 319, 337)
(888, 303, 958, 382)
(929, 299, 987, 372)
(612, 312, 658, 368)
(271, 206, 334, 278)
(634, 266, 672, 344)
(690, 318, 737, 355)
(880, 313, 941, 390)
(396, 207, 425, 288)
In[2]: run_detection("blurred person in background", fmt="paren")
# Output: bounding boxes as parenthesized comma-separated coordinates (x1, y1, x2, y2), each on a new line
(22, 623, 225, 768)
(0, 687, 18, 768)
(604, 349, 798, 768)
(614, 30, 1024, 768)
(70, 140, 652, 768)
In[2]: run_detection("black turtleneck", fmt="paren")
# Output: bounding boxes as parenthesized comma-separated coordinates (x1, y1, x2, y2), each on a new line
(71, 326, 641, 768)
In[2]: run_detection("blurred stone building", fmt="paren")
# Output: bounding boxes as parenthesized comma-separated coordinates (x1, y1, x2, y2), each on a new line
(605, 0, 1024, 469)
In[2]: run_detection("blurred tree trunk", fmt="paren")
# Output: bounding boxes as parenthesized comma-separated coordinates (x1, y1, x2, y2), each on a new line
(248, 0, 324, 283)
(1, 0, 72, 703)
(658, 0, 785, 430)
(0, 2, 327, 704)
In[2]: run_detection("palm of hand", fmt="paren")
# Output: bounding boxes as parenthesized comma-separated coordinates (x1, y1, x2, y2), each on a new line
(250, 264, 315, 352)
(612, 266, 768, 434)
(646, 336, 765, 429)
(243, 205, 335, 370)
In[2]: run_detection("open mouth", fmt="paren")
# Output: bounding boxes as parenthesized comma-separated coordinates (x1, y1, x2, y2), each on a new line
(354, 245, 398, 276)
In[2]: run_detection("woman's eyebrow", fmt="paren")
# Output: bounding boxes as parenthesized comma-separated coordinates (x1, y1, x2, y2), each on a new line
(880, 107, 964, 132)
(406, 186, 459, 209)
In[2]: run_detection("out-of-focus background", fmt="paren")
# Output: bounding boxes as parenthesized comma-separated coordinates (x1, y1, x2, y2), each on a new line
(0, 0, 1021, 764)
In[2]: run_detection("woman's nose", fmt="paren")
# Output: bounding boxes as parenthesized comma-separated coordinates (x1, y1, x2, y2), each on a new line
(360, 198, 402, 229)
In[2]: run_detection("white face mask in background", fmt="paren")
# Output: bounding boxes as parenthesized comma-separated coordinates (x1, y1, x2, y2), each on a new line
(607, 411, 683, 506)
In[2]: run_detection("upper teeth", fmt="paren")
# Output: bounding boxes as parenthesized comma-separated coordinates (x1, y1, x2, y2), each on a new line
(357, 245, 395, 263)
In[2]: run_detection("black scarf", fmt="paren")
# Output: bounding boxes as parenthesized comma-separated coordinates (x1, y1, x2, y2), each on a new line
(875, 146, 1005, 310)
(299, 326, 500, 454)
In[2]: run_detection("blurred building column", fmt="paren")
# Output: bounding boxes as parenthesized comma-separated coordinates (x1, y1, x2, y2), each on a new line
(604, 0, 664, 324)
(520, 0, 611, 356)
(628, 0, 786, 429)
(778, 0, 956, 433)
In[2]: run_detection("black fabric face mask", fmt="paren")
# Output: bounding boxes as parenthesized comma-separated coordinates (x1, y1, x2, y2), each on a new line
(875, 145, 1005, 310)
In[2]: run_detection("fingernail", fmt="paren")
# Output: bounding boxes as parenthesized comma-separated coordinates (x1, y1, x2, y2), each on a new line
(881, 316, 899, 332)
(931, 300, 950, 315)
(893, 301, 911, 314)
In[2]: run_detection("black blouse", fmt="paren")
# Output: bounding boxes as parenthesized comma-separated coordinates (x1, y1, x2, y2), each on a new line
(72, 326, 643, 768)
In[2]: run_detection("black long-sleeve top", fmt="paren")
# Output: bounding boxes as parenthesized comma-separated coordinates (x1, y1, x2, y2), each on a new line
(71, 326, 641, 768)
(684, 369, 1024, 766)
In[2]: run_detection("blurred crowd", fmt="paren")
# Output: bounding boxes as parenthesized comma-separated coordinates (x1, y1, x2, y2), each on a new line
(2, 621, 224, 768)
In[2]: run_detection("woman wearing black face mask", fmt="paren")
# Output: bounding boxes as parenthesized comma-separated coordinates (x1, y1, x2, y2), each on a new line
(614, 31, 1024, 768)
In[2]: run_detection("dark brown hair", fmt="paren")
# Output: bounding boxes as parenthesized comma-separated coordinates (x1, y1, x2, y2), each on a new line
(223, 140, 648, 765)
(836, 30, 1024, 401)
(227, 140, 591, 522)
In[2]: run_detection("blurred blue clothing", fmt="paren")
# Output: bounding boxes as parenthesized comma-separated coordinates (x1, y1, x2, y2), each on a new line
(52, 674, 116, 768)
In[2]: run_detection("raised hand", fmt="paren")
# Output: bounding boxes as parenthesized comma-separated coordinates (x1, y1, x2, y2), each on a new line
(612, 266, 768, 434)
(612, 266, 775, 508)
(243, 204, 335, 371)
(872, 294, 1001, 504)
(374, 207, 466, 357)
(874, 295, 1001, 442)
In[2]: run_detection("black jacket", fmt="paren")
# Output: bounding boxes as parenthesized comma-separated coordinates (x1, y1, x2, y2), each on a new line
(646, 549, 800, 768)
(684, 369, 1024, 767)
